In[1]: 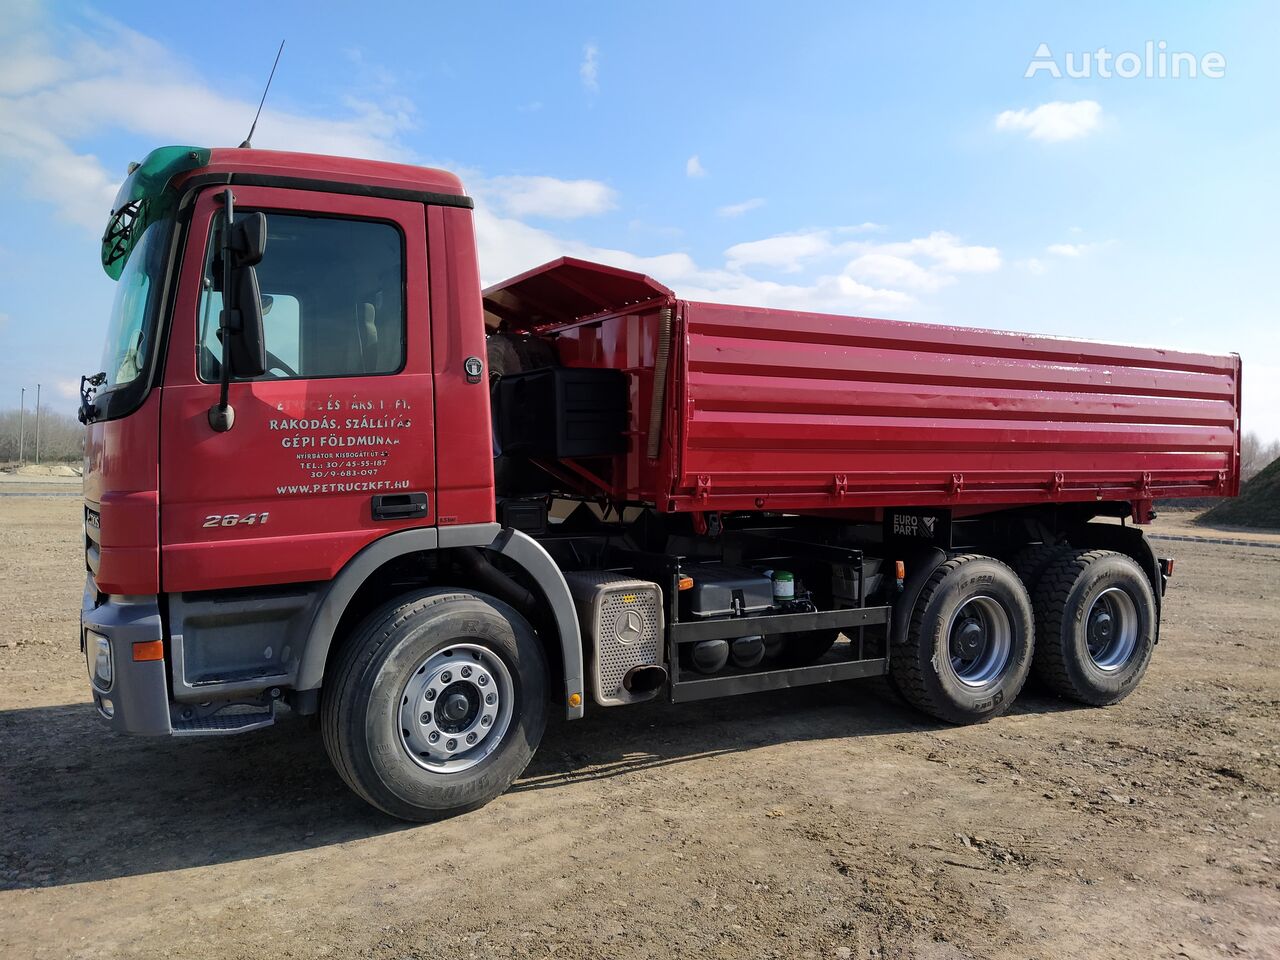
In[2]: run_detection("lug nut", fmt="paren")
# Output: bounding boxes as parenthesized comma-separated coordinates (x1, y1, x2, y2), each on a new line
(419, 713, 431, 725)
(466, 732, 477, 744)
(441, 671, 452, 683)
(485, 693, 497, 705)
(481, 715, 492, 727)
(477, 675, 488, 686)
(428, 731, 439, 743)
(425, 688, 437, 701)
(446, 738, 457, 751)
(461, 666, 472, 678)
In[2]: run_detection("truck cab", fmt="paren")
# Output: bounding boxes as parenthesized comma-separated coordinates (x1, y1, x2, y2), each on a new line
(79, 145, 1234, 821)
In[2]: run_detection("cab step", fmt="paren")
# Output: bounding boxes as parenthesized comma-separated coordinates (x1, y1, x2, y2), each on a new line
(171, 703, 275, 736)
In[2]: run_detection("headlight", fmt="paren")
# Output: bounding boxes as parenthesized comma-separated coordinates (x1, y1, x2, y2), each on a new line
(86, 630, 112, 689)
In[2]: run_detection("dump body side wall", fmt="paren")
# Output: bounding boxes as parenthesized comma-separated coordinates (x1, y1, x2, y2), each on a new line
(664, 300, 1239, 513)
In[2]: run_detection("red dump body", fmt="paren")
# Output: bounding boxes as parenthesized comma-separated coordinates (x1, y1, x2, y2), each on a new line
(483, 258, 1241, 518)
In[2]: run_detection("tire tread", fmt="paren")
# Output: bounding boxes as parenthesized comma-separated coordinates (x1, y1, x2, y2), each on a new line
(890, 553, 1030, 722)
(1031, 549, 1116, 699)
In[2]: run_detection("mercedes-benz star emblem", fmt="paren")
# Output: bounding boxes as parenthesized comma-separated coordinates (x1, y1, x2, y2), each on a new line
(614, 609, 644, 644)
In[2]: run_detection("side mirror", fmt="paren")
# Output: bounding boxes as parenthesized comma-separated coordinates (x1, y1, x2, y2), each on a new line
(226, 265, 267, 378)
(208, 195, 268, 431)
(229, 212, 267, 267)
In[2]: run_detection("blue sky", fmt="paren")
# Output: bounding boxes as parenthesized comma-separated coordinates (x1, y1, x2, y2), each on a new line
(1, 1, 1276, 439)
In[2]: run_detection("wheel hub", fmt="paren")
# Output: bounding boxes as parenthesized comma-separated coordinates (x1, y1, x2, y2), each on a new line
(952, 618, 987, 660)
(1084, 588, 1138, 672)
(946, 596, 1013, 688)
(397, 644, 514, 774)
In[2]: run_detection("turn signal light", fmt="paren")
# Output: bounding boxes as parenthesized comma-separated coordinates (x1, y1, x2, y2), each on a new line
(677, 575, 694, 591)
(132, 640, 165, 662)
(894, 560, 906, 581)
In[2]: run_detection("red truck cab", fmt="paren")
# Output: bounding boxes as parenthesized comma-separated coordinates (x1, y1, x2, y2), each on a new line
(79, 145, 1239, 820)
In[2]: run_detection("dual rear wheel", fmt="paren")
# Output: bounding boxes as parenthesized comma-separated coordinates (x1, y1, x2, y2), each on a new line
(890, 549, 1156, 724)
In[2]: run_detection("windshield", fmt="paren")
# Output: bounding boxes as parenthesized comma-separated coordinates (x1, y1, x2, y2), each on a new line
(99, 217, 172, 392)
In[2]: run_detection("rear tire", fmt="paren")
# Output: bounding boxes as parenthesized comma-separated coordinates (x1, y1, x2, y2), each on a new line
(322, 589, 548, 821)
(1010, 542, 1070, 594)
(890, 554, 1034, 724)
(1032, 550, 1156, 705)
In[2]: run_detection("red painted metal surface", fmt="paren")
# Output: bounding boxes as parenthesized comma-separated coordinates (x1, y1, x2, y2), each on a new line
(483, 256, 671, 330)
(83, 391, 162, 595)
(484, 260, 1241, 516)
(431, 205, 497, 526)
(158, 185, 437, 593)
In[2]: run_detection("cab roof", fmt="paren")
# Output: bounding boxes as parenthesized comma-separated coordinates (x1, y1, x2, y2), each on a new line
(190, 147, 467, 199)
(102, 144, 469, 279)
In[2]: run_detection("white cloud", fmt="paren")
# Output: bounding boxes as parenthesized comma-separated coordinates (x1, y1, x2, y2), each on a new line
(686, 154, 707, 178)
(996, 100, 1103, 142)
(580, 43, 599, 93)
(478, 175, 616, 219)
(845, 252, 950, 291)
(1048, 243, 1085, 257)
(1047, 239, 1112, 257)
(726, 231, 831, 271)
(723, 228, 1000, 286)
(717, 197, 765, 217)
(881, 231, 1002, 273)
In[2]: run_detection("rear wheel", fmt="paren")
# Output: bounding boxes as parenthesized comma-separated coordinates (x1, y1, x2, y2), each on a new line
(1032, 550, 1155, 705)
(322, 589, 548, 821)
(1010, 542, 1070, 594)
(890, 554, 1034, 724)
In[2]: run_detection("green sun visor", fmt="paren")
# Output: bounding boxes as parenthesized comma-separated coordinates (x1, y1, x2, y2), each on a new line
(101, 146, 210, 279)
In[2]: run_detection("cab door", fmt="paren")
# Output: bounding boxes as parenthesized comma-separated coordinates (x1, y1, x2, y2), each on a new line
(159, 186, 434, 593)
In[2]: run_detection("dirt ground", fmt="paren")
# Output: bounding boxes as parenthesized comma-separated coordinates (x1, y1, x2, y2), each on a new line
(1, 495, 1277, 960)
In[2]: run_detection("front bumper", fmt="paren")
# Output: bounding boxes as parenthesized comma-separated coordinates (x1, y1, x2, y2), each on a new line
(79, 576, 172, 736)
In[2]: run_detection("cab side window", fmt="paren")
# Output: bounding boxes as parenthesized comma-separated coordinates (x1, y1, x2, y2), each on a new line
(199, 213, 405, 381)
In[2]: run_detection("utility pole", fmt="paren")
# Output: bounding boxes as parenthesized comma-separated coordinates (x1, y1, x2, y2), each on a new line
(18, 387, 25, 465)
(34, 383, 41, 464)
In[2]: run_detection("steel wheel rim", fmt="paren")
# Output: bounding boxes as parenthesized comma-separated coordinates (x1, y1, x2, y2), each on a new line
(1085, 587, 1139, 671)
(946, 595, 1013, 687)
(398, 643, 515, 774)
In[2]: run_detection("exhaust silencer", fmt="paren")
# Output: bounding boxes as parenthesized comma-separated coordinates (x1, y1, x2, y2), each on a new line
(623, 664, 668, 694)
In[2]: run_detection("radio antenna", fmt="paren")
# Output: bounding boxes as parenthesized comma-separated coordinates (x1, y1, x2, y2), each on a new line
(239, 40, 285, 149)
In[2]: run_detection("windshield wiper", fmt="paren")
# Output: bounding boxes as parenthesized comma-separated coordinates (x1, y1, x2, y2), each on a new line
(78, 372, 107, 424)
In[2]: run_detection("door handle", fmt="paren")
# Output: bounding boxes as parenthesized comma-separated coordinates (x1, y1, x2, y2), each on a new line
(371, 492, 429, 521)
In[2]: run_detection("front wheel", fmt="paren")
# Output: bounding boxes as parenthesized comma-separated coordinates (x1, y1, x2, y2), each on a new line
(322, 589, 548, 821)
(890, 554, 1034, 724)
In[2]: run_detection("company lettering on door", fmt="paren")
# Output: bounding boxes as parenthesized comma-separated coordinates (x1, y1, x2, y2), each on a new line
(267, 394, 416, 496)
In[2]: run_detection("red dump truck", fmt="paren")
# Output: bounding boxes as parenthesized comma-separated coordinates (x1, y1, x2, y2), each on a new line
(78, 146, 1241, 820)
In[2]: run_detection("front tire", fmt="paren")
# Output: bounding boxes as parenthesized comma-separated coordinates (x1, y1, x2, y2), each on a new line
(1032, 550, 1156, 705)
(322, 589, 548, 822)
(890, 554, 1034, 724)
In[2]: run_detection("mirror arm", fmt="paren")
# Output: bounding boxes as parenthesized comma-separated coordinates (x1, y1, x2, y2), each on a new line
(208, 188, 236, 432)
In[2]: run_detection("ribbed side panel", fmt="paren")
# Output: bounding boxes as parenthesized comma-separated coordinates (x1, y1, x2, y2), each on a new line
(672, 303, 1240, 509)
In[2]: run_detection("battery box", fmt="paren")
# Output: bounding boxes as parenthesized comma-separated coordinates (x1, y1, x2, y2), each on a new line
(682, 565, 774, 618)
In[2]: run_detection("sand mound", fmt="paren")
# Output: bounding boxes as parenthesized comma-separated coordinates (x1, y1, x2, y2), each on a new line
(14, 463, 81, 478)
(1199, 457, 1280, 529)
